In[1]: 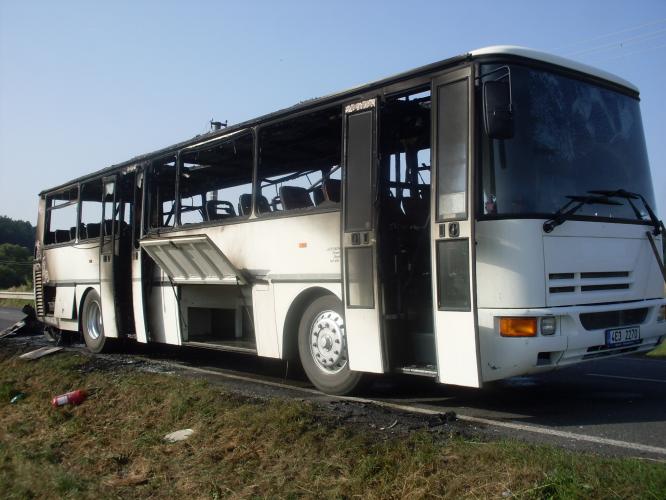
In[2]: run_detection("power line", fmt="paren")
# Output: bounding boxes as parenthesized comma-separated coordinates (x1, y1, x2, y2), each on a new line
(551, 17, 666, 52)
(567, 27, 666, 57)
(592, 41, 666, 64)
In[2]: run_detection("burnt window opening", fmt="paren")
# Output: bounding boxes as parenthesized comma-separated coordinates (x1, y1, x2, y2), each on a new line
(79, 179, 104, 240)
(258, 107, 342, 213)
(147, 156, 177, 230)
(179, 132, 254, 224)
(45, 186, 79, 245)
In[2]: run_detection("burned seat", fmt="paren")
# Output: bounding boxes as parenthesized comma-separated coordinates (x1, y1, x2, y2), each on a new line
(205, 200, 235, 220)
(279, 186, 313, 210)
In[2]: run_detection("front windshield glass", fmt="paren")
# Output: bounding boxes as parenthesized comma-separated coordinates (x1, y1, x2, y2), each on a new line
(479, 64, 656, 220)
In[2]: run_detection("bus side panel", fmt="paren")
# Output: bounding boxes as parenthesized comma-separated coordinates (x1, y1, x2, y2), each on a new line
(252, 283, 280, 358)
(146, 274, 181, 345)
(132, 253, 148, 343)
(42, 242, 101, 331)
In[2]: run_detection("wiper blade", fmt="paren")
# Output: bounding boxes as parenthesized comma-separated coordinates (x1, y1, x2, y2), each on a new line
(543, 195, 621, 233)
(588, 189, 663, 236)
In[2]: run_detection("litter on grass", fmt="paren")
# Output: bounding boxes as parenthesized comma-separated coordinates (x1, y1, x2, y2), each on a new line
(164, 429, 195, 443)
(19, 346, 63, 360)
(10, 392, 27, 404)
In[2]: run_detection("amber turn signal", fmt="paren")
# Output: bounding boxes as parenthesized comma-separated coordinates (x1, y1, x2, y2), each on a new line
(499, 317, 537, 337)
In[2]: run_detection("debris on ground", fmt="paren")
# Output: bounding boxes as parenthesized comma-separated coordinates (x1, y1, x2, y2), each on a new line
(51, 389, 88, 407)
(0, 305, 41, 339)
(427, 411, 457, 428)
(164, 428, 195, 442)
(10, 392, 26, 404)
(380, 419, 398, 431)
(19, 346, 63, 360)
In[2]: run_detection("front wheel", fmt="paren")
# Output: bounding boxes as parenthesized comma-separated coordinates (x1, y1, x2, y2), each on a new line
(81, 290, 108, 353)
(298, 295, 364, 395)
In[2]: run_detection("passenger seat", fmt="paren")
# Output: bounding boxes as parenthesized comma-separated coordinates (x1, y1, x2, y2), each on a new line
(279, 186, 313, 210)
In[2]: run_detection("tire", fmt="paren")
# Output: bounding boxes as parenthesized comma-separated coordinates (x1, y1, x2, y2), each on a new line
(81, 290, 108, 353)
(298, 295, 364, 395)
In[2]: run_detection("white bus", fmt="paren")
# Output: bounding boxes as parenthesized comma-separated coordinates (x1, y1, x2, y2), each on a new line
(34, 46, 665, 394)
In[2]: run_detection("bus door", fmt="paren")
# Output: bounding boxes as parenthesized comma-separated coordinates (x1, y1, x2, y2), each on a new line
(131, 166, 150, 343)
(341, 97, 386, 373)
(100, 177, 120, 338)
(430, 67, 482, 387)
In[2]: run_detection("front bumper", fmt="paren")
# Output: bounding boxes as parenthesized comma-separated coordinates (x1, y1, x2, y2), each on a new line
(478, 298, 666, 382)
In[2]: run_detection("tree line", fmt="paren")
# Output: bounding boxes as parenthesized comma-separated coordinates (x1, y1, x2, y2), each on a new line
(0, 216, 35, 289)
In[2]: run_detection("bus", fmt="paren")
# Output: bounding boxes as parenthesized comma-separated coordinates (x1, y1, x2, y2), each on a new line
(34, 46, 666, 395)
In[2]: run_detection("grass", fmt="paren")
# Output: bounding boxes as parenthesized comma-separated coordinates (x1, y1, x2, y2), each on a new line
(0, 347, 665, 499)
(648, 339, 666, 358)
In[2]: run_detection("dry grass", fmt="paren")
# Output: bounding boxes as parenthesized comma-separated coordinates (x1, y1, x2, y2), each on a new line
(0, 346, 665, 499)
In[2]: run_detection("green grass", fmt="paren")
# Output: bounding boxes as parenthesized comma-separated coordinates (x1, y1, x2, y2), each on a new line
(648, 339, 666, 358)
(0, 346, 664, 499)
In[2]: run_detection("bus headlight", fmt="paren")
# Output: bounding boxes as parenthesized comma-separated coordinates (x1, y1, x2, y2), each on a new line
(540, 316, 556, 335)
(658, 305, 666, 323)
(500, 317, 537, 337)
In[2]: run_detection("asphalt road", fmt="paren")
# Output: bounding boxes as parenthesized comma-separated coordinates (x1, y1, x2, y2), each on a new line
(2, 307, 665, 460)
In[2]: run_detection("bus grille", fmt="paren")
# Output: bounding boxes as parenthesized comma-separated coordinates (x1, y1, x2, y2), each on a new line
(548, 271, 631, 295)
(33, 264, 44, 316)
(579, 307, 648, 330)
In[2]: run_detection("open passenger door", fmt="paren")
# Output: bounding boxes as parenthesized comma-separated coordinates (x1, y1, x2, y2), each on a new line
(100, 177, 120, 338)
(341, 98, 385, 373)
(430, 67, 482, 387)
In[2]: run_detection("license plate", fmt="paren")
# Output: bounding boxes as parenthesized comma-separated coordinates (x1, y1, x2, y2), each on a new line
(605, 326, 641, 348)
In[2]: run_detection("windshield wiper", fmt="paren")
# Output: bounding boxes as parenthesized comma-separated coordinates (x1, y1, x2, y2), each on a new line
(588, 189, 664, 236)
(543, 195, 622, 233)
(588, 189, 666, 283)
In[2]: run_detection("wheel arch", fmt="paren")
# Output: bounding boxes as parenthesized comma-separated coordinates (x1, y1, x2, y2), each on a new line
(77, 286, 98, 334)
(282, 286, 339, 361)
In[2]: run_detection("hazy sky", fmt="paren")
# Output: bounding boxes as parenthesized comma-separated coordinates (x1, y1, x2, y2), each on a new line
(1, 0, 665, 223)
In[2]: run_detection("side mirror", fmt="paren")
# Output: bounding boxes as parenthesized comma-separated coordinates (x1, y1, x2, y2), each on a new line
(483, 80, 514, 139)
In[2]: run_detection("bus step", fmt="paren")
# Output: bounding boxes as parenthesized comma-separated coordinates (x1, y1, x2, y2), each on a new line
(395, 364, 437, 377)
(183, 340, 257, 354)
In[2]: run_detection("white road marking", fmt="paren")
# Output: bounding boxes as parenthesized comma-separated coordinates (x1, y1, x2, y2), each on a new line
(608, 356, 666, 365)
(587, 373, 666, 384)
(167, 362, 666, 458)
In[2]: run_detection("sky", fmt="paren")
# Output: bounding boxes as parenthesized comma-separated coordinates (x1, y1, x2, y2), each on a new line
(1, 0, 665, 223)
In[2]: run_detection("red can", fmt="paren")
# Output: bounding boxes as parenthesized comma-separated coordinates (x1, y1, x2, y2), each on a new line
(51, 389, 88, 408)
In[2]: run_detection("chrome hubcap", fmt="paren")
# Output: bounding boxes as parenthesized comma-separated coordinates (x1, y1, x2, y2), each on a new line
(86, 300, 103, 340)
(309, 310, 347, 374)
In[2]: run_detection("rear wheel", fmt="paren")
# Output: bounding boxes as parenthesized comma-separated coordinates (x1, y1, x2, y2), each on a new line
(298, 295, 363, 395)
(81, 290, 108, 353)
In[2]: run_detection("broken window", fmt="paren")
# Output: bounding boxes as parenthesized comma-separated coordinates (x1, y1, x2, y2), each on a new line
(178, 132, 253, 224)
(45, 186, 79, 245)
(147, 155, 177, 230)
(79, 179, 104, 240)
(258, 107, 342, 214)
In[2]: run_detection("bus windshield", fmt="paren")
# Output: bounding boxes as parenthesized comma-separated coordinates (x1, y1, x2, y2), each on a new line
(479, 64, 656, 220)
